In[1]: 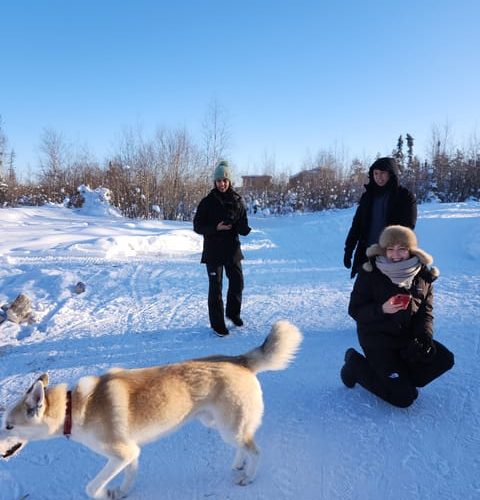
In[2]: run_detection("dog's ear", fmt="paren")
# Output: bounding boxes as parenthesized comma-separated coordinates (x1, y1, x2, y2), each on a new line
(25, 378, 47, 417)
(26, 373, 49, 394)
(37, 373, 49, 387)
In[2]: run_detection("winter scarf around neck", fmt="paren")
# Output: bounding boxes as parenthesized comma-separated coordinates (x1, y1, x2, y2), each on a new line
(214, 187, 234, 201)
(375, 255, 422, 289)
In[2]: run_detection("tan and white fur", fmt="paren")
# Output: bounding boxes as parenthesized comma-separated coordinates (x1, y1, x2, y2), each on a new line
(0, 320, 302, 499)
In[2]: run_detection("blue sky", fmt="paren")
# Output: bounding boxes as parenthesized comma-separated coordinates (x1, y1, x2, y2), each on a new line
(1, 0, 479, 177)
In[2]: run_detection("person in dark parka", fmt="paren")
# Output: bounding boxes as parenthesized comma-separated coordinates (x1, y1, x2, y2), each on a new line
(193, 160, 251, 337)
(344, 157, 417, 279)
(341, 225, 454, 407)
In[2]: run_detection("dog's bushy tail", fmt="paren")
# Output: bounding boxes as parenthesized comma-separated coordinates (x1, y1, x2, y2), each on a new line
(244, 320, 303, 373)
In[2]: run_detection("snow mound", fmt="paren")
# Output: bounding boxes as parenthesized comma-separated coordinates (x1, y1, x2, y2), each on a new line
(75, 185, 122, 218)
(68, 230, 200, 259)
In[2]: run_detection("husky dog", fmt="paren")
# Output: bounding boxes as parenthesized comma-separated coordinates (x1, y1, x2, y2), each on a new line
(0, 320, 302, 499)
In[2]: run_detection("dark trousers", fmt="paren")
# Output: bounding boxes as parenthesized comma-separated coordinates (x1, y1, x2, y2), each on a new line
(206, 261, 244, 329)
(352, 340, 454, 408)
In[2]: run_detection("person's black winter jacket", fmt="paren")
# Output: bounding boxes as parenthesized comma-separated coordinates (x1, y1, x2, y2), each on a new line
(193, 188, 251, 265)
(348, 262, 437, 350)
(344, 179, 417, 278)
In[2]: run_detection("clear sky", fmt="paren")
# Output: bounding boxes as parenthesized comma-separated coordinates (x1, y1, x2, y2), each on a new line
(1, 0, 479, 177)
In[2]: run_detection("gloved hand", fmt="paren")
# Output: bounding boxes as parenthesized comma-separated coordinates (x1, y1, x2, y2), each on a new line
(343, 252, 352, 269)
(403, 336, 436, 363)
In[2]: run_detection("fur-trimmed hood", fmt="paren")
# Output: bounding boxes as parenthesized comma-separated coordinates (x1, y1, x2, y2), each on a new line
(367, 157, 399, 190)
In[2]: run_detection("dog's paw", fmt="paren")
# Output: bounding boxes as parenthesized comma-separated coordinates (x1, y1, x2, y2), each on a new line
(234, 472, 253, 486)
(232, 460, 246, 471)
(86, 484, 109, 499)
(231, 449, 247, 471)
(107, 487, 127, 499)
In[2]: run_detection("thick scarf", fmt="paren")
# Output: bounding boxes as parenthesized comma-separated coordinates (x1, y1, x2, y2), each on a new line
(375, 255, 422, 289)
(214, 188, 239, 220)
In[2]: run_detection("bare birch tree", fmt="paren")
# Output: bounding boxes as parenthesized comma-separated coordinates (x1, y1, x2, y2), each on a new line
(201, 99, 231, 172)
(38, 128, 71, 202)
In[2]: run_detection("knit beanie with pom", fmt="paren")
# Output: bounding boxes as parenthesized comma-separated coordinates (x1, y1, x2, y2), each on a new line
(213, 160, 233, 182)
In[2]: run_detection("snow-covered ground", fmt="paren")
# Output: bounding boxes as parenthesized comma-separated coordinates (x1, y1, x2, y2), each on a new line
(0, 194, 479, 500)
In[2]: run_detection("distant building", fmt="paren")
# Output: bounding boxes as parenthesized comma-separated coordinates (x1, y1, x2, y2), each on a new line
(288, 167, 338, 188)
(241, 175, 273, 190)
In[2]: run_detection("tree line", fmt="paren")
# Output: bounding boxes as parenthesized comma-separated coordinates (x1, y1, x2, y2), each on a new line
(1, 115, 479, 219)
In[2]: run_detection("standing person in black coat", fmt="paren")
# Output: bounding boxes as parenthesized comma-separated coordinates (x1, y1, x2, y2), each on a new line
(344, 157, 417, 279)
(193, 160, 251, 337)
(341, 225, 454, 407)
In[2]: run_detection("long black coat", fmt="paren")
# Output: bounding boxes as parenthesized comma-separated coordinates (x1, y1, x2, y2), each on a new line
(348, 263, 437, 350)
(345, 183, 417, 278)
(193, 188, 251, 265)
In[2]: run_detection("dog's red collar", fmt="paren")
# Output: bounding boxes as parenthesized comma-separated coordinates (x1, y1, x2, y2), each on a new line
(63, 390, 72, 438)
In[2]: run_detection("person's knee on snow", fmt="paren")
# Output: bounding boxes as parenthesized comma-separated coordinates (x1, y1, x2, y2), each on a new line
(383, 374, 418, 408)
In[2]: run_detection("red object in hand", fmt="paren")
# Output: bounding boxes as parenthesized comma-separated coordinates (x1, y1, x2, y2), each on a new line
(391, 294, 411, 309)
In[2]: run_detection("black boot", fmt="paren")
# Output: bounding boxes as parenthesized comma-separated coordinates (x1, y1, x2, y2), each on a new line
(340, 348, 360, 388)
(227, 315, 244, 327)
(212, 324, 229, 337)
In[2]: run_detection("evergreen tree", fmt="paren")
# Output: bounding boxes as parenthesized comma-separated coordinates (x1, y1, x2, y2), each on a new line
(393, 135, 404, 170)
(406, 133, 414, 169)
(0, 116, 7, 178)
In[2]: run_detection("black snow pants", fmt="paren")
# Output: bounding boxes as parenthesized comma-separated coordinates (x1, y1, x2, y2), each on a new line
(206, 261, 244, 330)
(353, 340, 454, 407)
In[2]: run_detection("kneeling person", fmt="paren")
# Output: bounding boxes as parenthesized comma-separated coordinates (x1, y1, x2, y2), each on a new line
(341, 225, 454, 407)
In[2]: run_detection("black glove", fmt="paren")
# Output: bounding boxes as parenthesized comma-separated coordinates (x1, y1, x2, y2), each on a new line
(343, 252, 352, 269)
(403, 336, 436, 363)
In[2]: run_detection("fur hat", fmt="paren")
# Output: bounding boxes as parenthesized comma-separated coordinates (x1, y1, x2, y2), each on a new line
(213, 160, 233, 182)
(378, 225, 418, 250)
(363, 225, 438, 276)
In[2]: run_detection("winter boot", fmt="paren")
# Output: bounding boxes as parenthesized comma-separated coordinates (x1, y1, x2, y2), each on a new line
(227, 315, 244, 327)
(341, 348, 361, 388)
(212, 324, 229, 337)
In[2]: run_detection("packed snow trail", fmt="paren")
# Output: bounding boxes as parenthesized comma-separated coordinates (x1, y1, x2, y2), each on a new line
(1, 201, 479, 499)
